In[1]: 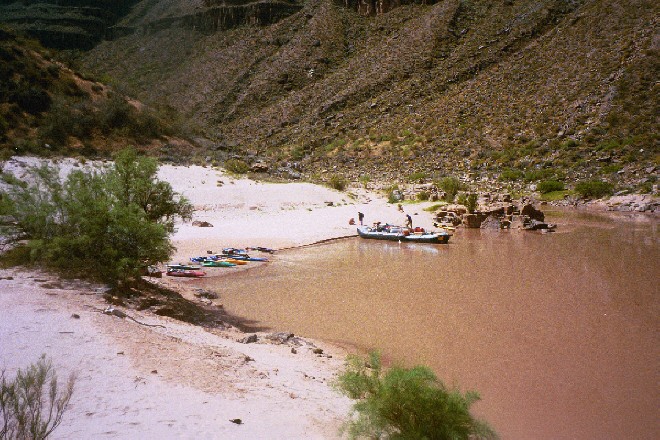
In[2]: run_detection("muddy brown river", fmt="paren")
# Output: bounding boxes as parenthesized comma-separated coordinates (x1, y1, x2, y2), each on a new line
(200, 210, 659, 439)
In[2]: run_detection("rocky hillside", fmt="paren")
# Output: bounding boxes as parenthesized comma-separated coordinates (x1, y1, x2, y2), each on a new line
(0, 0, 139, 49)
(0, 28, 196, 159)
(1, 0, 658, 193)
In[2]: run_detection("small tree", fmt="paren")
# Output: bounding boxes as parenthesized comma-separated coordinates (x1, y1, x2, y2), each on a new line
(335, 352, 497, 440)
(0, 355, 75, 440)
(457, 193, 478, 213)
(537, 180, 565, 194)
(1, 148, 193, 284)
(574, 180, 614, 199)
(438, 177, 463, 202)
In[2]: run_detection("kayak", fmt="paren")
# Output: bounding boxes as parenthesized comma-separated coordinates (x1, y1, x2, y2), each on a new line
(166, 269, 205, 277)
(218, 258, 247, 265)
(202, 260, 236, 267)
(167, 263, 201, 270)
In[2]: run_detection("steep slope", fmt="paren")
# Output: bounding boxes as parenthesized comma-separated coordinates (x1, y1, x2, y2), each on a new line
(34, 0, 660, 189)
(0, 28, 195, 159)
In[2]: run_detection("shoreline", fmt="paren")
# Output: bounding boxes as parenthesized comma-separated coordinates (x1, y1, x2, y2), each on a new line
(1, 158, 658, 438)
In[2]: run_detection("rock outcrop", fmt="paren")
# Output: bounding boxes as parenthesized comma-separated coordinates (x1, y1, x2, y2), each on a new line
(433, 199, 554, 231)
(340, 0, 439, 16)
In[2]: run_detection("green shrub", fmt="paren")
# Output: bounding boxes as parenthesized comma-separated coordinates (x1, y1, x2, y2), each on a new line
(417, 191, 430, 201)
(423, 203, 447, 212)
(524, 168, 560, 182)
(0, 355, 75, 439)
(99, 94, 133, 134)
(466, 193, 478, 213)
(2, 148, 193, 284)
(408, 172, 427, 182)
(456, 193, 478, 212)
(540, 190, 571, 202)
(500, 169, 523, 181)
(328, 174, 348, 191)
(224, 159, 250, 175)
(537, 180, 565, 194)
(386, 184, 401, 204)
(574, 180, 614, 199)
(438, 177, 463, 202)
(600, 164, 622, 174)
(335, 352, 497, 440)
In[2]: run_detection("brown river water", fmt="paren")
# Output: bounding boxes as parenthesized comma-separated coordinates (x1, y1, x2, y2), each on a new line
(199, 210, 659, 439)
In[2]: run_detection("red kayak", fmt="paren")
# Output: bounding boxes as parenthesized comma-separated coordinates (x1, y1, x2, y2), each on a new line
(166, 269, 206, 277)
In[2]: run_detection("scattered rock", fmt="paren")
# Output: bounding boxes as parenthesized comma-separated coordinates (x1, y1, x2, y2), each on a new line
(229, 418, 242, 425)
(312, 348, 323, 355)
(266, 332, 294, 344)
(240, 334, 258, 344)
(191, 220, 214, 227)
(193, 289, 218, 299)
(71, 313, 80, 319)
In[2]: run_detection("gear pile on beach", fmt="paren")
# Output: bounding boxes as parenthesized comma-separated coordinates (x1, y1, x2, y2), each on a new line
(166, 247, 274, 277)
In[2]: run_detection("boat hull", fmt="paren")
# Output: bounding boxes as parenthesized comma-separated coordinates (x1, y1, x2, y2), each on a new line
(357, 226, 450, 244)
(166, 269, 206, 277)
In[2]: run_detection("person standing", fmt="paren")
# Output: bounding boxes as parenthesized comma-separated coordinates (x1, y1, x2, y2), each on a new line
(405, 214, 413, 229)
(358, 212, 365, 225)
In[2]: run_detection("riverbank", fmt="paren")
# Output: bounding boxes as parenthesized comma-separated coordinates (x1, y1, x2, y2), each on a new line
(0, 163, 432, 439)
(1, 158, 657, 438)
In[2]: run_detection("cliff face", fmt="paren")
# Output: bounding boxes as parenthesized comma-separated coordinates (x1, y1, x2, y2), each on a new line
(108, 1, 303, 40)
(0, 0, 302, 49)
(340, 0, 438, 16)
(0, 0, 139, 49)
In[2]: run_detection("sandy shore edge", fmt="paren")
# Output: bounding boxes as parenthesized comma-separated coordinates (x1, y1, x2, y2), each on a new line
(1, 160, 435, 439)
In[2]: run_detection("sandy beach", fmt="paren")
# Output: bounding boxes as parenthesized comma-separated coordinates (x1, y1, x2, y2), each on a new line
(0, 160, 439, 439)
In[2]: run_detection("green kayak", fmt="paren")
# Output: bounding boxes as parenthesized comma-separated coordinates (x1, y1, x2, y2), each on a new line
(202, 260, 236, 267)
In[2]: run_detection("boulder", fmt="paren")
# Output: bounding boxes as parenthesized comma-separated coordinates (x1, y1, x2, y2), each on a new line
(240, 334, 258, 344)
(250, 161, 269, 173)
(266, 332, 295, 344)
(192, 220, 214, 227)
(521, 204, 545, 221)
(480, 215, 506, 229)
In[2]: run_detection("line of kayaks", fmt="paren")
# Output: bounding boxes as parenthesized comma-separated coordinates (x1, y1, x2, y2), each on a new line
(166, 247, 273, 277)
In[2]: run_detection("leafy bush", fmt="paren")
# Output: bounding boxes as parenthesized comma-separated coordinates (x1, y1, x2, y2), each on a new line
(457, 193, 478, 212)
(600, 164, 622, 174)
(574, 180, 614, 199)
(408, 172, 427, 183)
(335, 352, 497, 440)
(466, 193, 478, 213)
(523, 168, 562, 182)
(224, 159, 250, 175)
(537, 180, 565, 194)
(386, 185, 401, 204)
(417, 191, 430, 201)
(437, 177, 463, 202)
(0, 355, 75, 440)
(500, 169, 523, 181)
(328, 174, 348, 191)
(1, 148, 193, 284)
